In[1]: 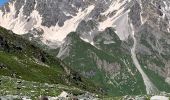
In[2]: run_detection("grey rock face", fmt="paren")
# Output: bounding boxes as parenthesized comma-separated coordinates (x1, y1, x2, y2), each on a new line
(23, 0, 35, 17)
(76, 20, 98, 42)
(1, 0, 170, 43)
(4, 0, 90, 27)
(0, 0, 133, 42)
(57, 35, 72, 60)
(129, 1, 142, 30)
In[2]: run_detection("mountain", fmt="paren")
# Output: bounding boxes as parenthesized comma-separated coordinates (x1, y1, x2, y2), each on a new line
(0, 26, 104, 99)
(1, 0, 170, 96)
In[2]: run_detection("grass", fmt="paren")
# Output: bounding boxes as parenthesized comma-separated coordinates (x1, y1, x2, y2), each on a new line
(0, 26, 102, 96)
(0, 76, 85, 99)
(61, 29, 146, 96)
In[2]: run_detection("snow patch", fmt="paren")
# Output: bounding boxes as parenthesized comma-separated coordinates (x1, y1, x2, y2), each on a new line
(33, 5, 94, 42)
(162, 1, 170, 32)
(136, 0, 146, 24)
(98, 0, 131, 40)
(112, 10, 131, 40)
(101, 0, 127, 16)
(80, 37, 90, 43)
(80, 37, 94, 46)
(0, 1, 94, 43)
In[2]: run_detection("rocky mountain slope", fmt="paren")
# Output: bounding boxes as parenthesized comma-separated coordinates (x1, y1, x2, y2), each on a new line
(0, 26, 102, 98)
(1, 0, 170, 96)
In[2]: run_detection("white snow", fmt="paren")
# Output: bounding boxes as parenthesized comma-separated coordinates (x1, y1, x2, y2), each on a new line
(136, 0, 146, 24)
(99, 0, 126, 31)
(99, 9, 131, 40)
(33, 5, 94, 42)
(112, 10, 132, 40)
(150, 96, 169, 100)
(130, 23, 158, 94)
(0, 0, 31, 34)
(162, 1, 170, 32)
(163, 1, 170, 10)
(98, 0, 131, 40)
(80, 37, 94, 46)
(80, 37, 90, 43)
(101, 0, 127, 16)
(63, 11, 72, 17)
(0, 1, 94, 43)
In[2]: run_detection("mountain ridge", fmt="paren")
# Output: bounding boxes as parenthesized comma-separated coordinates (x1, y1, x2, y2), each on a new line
(1, 0, 170, 97)
(0, 26, 103, 97)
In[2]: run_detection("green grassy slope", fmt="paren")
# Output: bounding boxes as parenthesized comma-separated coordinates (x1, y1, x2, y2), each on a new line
(0, 76, 85, 99)
(0, 27, 101, 95)
(61, 29, 146, 96)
